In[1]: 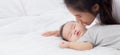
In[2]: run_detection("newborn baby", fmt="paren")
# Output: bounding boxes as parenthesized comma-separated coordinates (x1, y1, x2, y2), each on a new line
(59, 21, 120, 51)
(59, 21, 87, 42)
(59, 21, 92, 50)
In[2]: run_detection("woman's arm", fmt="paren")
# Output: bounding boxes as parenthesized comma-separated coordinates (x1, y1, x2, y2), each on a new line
(59, 41, 93, 51)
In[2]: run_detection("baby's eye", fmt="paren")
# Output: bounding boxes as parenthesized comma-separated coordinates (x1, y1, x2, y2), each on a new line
(73, 24, 76, 29)
(71, 24, 75, 29)
(71, 25, 73, 29)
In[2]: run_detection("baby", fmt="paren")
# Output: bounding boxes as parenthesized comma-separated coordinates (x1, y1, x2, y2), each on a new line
(59, 21, 87, 42)
(59, 21, 120, 51)
(59, 21, 93, 50)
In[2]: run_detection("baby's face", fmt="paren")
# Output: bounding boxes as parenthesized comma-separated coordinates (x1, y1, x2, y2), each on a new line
(62, 22, 86, 42)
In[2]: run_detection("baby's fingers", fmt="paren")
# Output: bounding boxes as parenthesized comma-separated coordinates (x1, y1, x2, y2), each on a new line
(59, 41, 69, 48)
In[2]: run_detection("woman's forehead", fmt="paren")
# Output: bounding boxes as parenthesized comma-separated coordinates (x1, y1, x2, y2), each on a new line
(68, 8, 81, 15)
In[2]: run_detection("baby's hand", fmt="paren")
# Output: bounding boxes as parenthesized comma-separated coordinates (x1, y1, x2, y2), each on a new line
(59, 41, 69, 48)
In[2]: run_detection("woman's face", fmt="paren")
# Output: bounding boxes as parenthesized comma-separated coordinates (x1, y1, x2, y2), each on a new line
(62, 22, 87, 42)
(68, 8, 96, 25)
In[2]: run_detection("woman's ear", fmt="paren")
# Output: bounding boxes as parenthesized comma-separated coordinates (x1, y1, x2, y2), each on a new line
(92, 4, 99, 14)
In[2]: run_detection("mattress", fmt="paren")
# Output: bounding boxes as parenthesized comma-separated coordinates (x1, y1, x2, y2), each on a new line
(0, 15, 119, 55)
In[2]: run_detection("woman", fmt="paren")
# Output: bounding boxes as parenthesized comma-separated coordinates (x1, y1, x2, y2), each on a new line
(42, 0, 120, 37)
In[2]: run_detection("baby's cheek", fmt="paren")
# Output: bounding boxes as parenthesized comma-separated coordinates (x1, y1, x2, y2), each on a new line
(70, 36, 78, 41)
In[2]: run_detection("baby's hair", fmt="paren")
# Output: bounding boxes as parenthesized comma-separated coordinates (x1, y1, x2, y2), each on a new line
(59, 21, 75, 41)
(59, 24, 68, 41)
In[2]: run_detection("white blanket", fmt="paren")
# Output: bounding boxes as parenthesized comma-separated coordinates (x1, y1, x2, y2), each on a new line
(0, 15, 120, 55)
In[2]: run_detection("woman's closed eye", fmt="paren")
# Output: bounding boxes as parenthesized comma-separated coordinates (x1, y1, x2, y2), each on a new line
(76, 15, 81, 18)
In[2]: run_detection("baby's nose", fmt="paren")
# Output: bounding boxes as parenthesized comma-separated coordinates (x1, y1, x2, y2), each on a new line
(72, 30, 76, 35)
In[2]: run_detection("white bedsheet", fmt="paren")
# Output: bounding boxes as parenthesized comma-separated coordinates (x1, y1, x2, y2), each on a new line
(0, 15, 120, 55)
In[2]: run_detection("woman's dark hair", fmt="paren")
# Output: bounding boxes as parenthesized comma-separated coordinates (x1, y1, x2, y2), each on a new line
(64, 0, 120, 25)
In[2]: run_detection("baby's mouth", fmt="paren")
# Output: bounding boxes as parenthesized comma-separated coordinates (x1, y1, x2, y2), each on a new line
(74, 30, 81, 37)
(76, 31, 81, 36)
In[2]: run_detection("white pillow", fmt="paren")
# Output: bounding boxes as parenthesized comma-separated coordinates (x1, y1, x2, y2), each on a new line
(21, 0, 65, 16)
(0, 0, 26, 18)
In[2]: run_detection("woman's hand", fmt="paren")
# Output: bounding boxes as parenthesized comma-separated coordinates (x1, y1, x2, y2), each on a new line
(42, 30, 60, 37)
(59, 41, 69, 48)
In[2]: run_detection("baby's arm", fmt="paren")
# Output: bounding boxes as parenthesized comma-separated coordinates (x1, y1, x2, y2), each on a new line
(68, 41, 93, 50)
(59, 41, 93, 51)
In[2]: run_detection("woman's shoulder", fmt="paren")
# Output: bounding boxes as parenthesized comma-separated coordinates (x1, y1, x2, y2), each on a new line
(85, 24, 101, 34)
(88, 24, 101, 29)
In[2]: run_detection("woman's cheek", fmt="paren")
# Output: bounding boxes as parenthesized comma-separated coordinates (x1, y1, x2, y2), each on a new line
(76, 17, 81, 22)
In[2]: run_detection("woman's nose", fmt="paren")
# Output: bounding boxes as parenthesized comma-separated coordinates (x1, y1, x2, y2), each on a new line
(76, 18, 86, 26)
(76, 17, 82, 22)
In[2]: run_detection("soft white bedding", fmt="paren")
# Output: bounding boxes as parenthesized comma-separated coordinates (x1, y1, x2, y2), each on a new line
(0, 0, 120, 54)
(0, 15, 120, 55)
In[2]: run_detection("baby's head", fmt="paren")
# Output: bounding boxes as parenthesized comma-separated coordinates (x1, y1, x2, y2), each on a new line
(60, 21, 87, 42)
